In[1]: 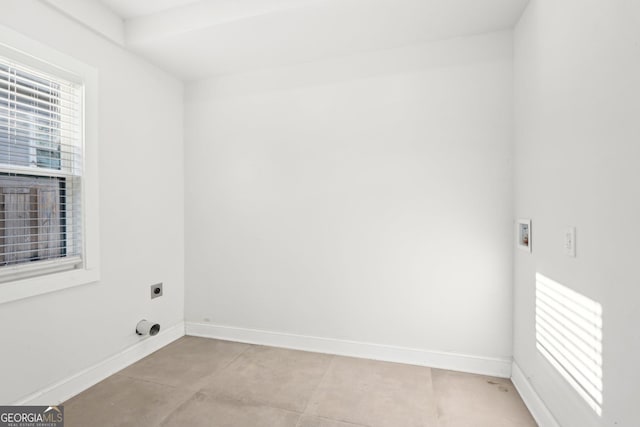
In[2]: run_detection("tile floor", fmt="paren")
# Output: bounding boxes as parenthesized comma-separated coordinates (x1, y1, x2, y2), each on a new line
(63, 337, 537, 427)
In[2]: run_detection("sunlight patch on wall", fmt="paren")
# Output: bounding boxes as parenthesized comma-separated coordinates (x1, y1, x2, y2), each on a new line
(535, 273, 603, 416)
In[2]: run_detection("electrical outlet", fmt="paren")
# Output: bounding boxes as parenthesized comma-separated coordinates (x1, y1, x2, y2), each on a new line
(565, 227, 576, 257)
(150, 283, 163, 299)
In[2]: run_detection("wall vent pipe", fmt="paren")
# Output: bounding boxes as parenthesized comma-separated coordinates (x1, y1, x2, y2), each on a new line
(136, 319, 160, 336)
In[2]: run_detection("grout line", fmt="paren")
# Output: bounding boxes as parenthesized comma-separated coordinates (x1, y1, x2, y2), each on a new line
(101, 374, 200, 427)
(222, 343, 254, 371)
(112, 373, 182, 390)
(426, 367, 441, 427)
(197, 345, 254, 396)
(156, 388, 201, 427)
(209, 390, 305, 418)
(199, 344, 330, 418)
(136, 344, 257, 426)
(310, 415, 371, 427)
(117, 342, 254, 396)
(296, 354, 337, 427)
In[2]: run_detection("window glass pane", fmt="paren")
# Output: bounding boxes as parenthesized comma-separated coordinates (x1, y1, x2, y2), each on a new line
(0, 67, 62, 170)
(0, 174, 66, 265)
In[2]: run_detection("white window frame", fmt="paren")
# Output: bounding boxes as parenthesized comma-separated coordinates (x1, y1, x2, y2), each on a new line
(0, 25, 99, 304)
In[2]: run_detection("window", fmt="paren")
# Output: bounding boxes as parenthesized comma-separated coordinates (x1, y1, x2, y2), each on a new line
(0, 26, 99, 304)
(0, 58, 82, 275)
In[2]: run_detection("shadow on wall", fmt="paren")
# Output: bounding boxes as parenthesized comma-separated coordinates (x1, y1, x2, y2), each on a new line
(535, 273, 603, 416)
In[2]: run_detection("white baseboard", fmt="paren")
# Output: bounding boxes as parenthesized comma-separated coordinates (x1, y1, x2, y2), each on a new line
(185, 322, 512, 378)
(13, 321, 185, 405)
(511, 361, 560, 427)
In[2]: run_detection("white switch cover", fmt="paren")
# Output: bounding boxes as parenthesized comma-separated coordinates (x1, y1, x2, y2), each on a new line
(565, 227, 576, 257)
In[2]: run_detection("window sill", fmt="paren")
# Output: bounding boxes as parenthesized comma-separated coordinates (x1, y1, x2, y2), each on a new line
(0, 257, 83, 283)
(0, 264, 100, 305)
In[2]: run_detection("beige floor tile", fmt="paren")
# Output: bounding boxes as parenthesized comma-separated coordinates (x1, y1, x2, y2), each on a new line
(64, 339, 538, 427)
(160, 391, 301, 427)
(297, 415, 369, 427)
(118, 336, 249, 389)
(432, 369, 537, 427)
(305, 356, 437, 427)
(201, 345, 333, 412)
(63, 374, 195, 427)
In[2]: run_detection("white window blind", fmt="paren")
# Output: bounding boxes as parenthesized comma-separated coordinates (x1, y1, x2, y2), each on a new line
(0, 55, 83, 281)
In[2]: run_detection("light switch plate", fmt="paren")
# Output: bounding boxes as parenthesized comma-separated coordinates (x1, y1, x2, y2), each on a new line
(564, 227, 576, 257)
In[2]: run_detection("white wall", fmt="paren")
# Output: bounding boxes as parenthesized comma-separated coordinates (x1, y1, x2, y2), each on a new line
(184, 32, 514, 364)
(514, 1, 640, 426)
(0, 1, 184, 404)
